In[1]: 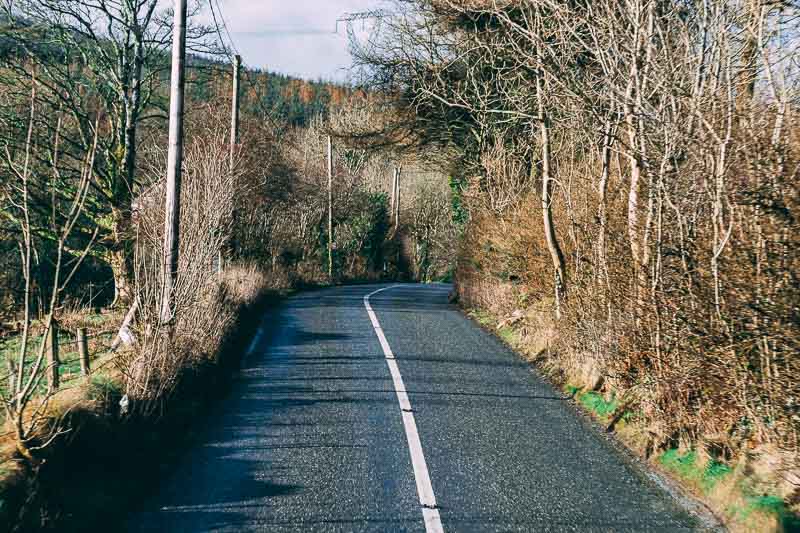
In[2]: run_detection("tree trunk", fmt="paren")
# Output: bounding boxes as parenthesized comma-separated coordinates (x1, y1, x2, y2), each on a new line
(598, 115, 614, 315)
(625, 75, 647, 313)
(536, 71, 567, 318)
(737, 1, 761, 119)
(109, 207, 134, 307)
(110, 15, 144, 309)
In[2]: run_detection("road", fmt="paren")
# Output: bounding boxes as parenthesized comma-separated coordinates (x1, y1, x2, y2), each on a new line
(128, 284, 699, 532)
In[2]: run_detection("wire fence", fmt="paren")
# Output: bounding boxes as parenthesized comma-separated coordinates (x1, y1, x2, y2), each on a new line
(0, 326, 117, 395)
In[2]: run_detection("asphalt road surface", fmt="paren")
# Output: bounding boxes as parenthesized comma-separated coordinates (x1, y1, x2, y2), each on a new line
(128, 284, 699, 532)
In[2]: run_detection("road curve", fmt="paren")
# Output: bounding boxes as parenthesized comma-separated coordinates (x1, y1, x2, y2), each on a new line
(128, 284, 698, 532)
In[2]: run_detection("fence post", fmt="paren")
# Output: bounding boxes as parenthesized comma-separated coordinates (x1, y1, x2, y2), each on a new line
(77, 328, 90, 377)
(46, 321, 60, 391)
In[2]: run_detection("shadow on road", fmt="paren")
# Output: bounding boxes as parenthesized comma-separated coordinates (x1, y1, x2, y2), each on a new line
(128, 283, 697, 532)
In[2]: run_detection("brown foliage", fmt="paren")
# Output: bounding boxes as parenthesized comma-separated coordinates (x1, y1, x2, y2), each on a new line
(457, 117, 800, 482)
(359, 4, 800, 505)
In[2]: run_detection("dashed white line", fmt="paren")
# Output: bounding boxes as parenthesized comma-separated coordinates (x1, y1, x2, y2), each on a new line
(364, 286, 444, 533)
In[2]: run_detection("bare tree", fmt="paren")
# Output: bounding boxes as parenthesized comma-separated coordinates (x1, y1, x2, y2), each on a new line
(0, 83, 99, 463)
(1, 0, 222, 305)
(121, 118, 238, 410)
(351, 0, 800, 481)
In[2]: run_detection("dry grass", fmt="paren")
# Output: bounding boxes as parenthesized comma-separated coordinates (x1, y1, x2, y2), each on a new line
(0, 259, 272, 530)
(463, 292, 799, 532)
(219, 264, 271, 303)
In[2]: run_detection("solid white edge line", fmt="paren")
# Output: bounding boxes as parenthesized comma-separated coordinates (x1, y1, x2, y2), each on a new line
(364, 286, 445, 533)
(242, 322, 265, 367)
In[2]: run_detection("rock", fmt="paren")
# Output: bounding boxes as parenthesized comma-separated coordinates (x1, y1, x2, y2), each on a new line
(119, 394, 130, 415)
(497, 309, 525, 330)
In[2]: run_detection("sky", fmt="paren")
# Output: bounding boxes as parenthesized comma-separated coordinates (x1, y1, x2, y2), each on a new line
(198, 0, 380, 82)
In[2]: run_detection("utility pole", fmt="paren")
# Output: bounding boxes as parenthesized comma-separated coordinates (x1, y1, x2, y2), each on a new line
(390, 167, 397, 224)
(161, 0, 188, 323)
(327, 135, 334, 280)
(219, 54, 241, 274)
(394, 165, 402, 228)
(230, 54, 241, 170)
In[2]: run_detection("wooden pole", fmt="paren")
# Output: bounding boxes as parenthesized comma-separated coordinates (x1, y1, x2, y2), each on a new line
(46, 321, 60, 391)
(390, 167, 397, 221)
(161, 0, 188, 323)
(393, 166, 403, 272)
(394, 165, 402, 228)
(219, 54, 242, 275)
(230, 54, 241, 170)
(327, 135, 333, 280)
(77, 328, 90, 377)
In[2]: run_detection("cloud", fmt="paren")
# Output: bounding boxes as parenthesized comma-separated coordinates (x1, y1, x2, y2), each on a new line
(199, 0, 380, 81)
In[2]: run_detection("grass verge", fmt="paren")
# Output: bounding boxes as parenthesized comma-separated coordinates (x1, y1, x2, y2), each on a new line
(462, 303, 799, 533)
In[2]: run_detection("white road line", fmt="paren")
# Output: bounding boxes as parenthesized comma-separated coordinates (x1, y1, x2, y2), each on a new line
(242, 323, 265, 367)
(364, 286, 444, 533)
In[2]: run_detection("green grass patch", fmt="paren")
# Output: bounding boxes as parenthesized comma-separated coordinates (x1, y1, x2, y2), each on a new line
(498, 327, 517, 345)
(0, 335, 23, 361)
(469, 310, 494, 327)
(701, 460, 733, 492)
(729, 493, 800, 531)
(659, 449, 702, 481)
(578, 391, 618, 419)
(86, 374, 122, 402)
(1, 331, 115, 398)
(80, 313, 108, 326)
(659, 449, 735, 494)
(748, 495, 786, 515)
(1, 332, 74, 361)
(659, 449, 800, 529)
(565, 386, 626, 422)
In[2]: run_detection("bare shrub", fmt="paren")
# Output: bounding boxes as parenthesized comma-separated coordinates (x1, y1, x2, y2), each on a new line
(357, 0, 800, 521)
(406, 183, 458, 282)
(120, 123, 240, 411)
(468, 138, 532, 215)
(232, 110, 395, 286)
(0, 86, 99, 462)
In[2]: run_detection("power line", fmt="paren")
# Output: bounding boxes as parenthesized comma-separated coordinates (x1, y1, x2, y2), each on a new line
(215, 0, 240, 56)
(208, 0, 240, 60)
(233, 28, 338, 37)
(335, 10, 388, 34)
